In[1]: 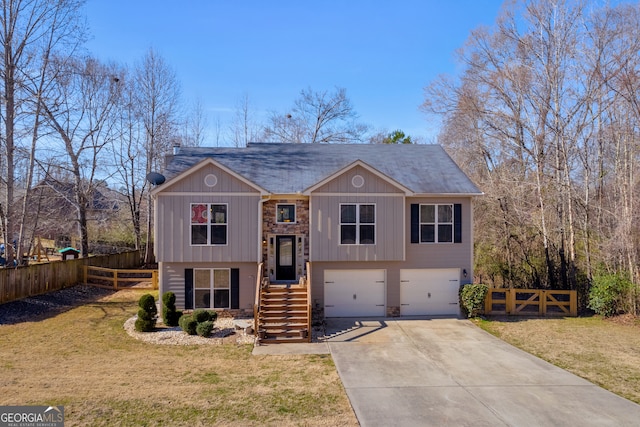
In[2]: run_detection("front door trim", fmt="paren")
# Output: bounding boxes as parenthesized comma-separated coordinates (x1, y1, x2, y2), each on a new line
(275, 235, 296, 281)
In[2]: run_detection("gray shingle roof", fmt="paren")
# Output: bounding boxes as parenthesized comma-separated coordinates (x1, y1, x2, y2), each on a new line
(162, 143, 482, 195)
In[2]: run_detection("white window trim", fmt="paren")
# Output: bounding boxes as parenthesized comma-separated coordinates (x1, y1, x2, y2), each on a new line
(419, 203, 454, 244)
(276, 203, 296, 224)
(193, 268, 231, 309)
(190, 203, 229, 246)
(339, 203, 376, 246)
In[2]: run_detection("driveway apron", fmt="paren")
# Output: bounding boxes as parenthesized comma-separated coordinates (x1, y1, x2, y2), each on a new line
(325, 318, 640, 427)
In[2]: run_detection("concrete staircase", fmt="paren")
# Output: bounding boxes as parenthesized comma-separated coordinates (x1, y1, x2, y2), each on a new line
(257, 284, 310, 344)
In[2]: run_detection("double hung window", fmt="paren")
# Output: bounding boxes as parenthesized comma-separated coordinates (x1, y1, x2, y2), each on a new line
(191, 203, 227, 245)
(340, 204, 375, 245)
(194, 268, 230, 309)
(420, 204, 453, 243)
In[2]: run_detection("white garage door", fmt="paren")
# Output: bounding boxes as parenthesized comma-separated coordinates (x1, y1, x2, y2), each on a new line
(400, 269, 460, 316)
(324, 270, 385, 317)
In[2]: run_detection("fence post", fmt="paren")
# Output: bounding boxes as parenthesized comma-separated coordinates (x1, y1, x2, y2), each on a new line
(83, 266, 87, 285)
(113, 269, 118, 290)
(152, 270, 158, 290)
(484, 288, 492, 315)
(570, 291, 577, 316)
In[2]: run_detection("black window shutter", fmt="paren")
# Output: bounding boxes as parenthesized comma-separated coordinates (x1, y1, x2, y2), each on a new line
(454, 204, 462, 243)
(410, 204, 419, 243)
(185, 268, 194, 310)
(231, 268, 240, 309)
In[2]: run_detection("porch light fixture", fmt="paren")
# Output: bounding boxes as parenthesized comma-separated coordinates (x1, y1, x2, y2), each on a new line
(463, 269, 467, 278)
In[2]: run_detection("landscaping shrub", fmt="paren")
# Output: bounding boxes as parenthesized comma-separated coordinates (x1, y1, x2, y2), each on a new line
(162, 292, 182, 327)
(179, 314, 198, 335)
(191, 309, 217, 322)
(459, 284, 488, 318)
(135, 293, 157, 332)
(179, 310, 218, 336)
(196, 320, 214, 337)
(192, 309, 212, 323)
(588, 274, 633, 317)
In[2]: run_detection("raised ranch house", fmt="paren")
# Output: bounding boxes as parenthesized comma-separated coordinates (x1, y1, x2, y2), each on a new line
(152, 143, 482, 342)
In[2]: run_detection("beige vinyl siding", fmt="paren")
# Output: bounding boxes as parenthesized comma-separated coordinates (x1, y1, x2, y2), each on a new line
(161, 163, 260, 193)
(156, 193, 260, 262)
(160, 262, 257, 311)
(309, 166, 405, 262)
(405, 197, 474, 281)
(312, 164, 405, 194)
(309, 198, 474, 311)
(310, 194, 404, 261)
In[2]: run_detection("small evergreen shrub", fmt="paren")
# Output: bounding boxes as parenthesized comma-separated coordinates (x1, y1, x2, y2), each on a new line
(459, 284, 488, 318)
(179, 314, 198, 335)
(162, 292, 182, 326)
(196, 320, 214, 337)
(179, 310, 218, 337)
(588, 274, 633, 317)
(178, 314, 189, 330)
(192, 309, 212, 323)
(134, 293, 157, 332)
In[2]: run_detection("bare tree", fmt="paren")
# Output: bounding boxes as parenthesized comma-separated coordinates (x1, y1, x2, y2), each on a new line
(41, 56, 121, 257)
(182, 97, 207, 147)
(135, 48, 181, 264)
(110, 68, 147, 251)
(230, 92, 259, 147)
(0, 0, 85, 264)
(422, 0, 639, 292)
(263, 87, 368, 143)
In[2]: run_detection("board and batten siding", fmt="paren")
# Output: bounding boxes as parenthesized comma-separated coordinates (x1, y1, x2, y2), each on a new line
(160, 163, 260, 194)
(154, 163, 262, 263)
(309, 166, 405, 262)
(155, 193, 260, 262)
(312, 164, 406, 194)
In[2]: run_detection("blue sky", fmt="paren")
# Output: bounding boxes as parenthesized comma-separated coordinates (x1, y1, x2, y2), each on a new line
(83, 1, 505, 144)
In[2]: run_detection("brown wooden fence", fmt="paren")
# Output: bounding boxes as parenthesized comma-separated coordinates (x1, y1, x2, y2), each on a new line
(83, 266, 157, 290)
(484, 288, 577, 316)
(0, 250, 141, 304)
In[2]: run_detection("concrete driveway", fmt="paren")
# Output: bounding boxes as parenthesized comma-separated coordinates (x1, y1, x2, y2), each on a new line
(325, 317, 640, 427)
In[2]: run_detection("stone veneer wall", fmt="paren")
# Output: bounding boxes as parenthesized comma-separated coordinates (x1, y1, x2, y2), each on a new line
(262, 199, 310, 265)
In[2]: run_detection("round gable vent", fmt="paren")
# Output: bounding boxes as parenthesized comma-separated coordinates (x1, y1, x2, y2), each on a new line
(204, 174, 218, 187)
(352, 174, 365, 188)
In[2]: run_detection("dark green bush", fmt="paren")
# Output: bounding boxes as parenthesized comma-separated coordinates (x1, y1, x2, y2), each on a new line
(196, 320, 214, 337)
(459, 284, 488, 318)
(138, 293, 157, 316)
(588, 274, 633, 317)
(192, 309, 212, 323)
(134, 294, 157, 332)
(162, 292, 182, 327)
(179, 314, 198, 335)
(178, 313, 189, 330)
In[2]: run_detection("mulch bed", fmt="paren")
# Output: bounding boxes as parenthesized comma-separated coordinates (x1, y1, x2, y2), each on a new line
(0, 285, 114, 325)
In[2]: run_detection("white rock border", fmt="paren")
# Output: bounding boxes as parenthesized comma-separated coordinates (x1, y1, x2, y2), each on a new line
(124, 316, 256, 346)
